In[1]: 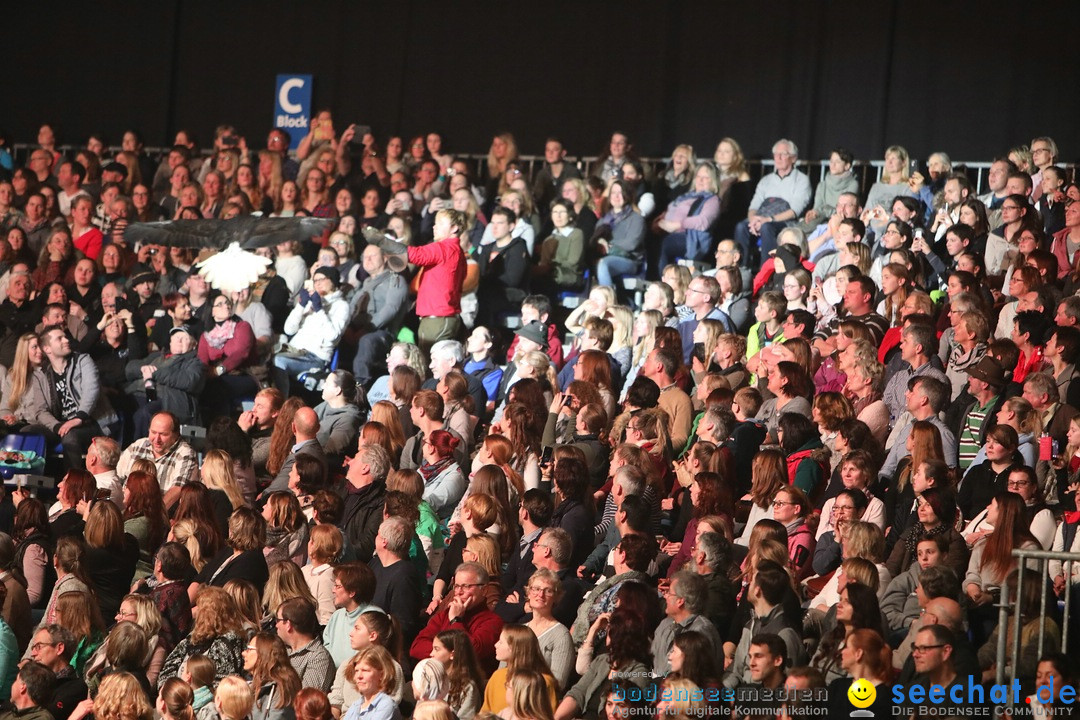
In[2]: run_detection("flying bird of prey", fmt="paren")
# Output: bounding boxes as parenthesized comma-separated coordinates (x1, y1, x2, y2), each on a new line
(124, 216, 336, 292)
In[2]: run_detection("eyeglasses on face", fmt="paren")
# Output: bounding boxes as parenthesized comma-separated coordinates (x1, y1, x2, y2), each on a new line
(911, 644, 945, 654)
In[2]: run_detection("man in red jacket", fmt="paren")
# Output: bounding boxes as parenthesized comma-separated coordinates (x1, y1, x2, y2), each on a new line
(409, 562, 503, 674)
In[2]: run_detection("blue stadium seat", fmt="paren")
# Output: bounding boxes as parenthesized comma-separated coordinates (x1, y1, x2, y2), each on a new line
(558, 269, 591, 309)
(1, 433, 46, 458)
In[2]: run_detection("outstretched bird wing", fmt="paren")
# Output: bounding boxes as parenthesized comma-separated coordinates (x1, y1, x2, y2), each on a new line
(122, 219, 226, 248)
(123, 216, 336, 250)
(236, 216, 337, 249)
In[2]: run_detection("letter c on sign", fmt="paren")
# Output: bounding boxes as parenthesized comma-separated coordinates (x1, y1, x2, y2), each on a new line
(279, 79, 305, 114)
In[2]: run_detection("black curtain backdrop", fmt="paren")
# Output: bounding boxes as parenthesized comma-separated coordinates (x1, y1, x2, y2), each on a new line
(7, 1, 1080, 163)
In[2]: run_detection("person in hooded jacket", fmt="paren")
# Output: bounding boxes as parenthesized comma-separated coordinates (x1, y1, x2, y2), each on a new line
(314, 369, 364, 473)
(124, 325, 205, 438)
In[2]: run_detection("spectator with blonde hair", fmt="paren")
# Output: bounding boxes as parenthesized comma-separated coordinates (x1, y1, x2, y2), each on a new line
(214, 675, 256, 720)
(303, 524, 344, 623)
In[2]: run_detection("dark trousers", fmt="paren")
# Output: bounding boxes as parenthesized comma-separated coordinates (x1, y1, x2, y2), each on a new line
(27, 420, 103, 469)
(134, 401, 164, 439)
(353, 330, 393, 387)
(203, 374, 261, 422)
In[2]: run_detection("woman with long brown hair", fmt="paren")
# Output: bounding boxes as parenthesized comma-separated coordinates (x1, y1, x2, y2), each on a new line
(262, 491, 309, 566)
(12, 496, 53, 607)
(450, 464, 516, 559)
(574, 350, 616, 421)
(243, 631, 302, 720)
(171, 482, 228, 541)
(551, 458, 595, 570)
(124, 470, 168, 580)
(491, 402, 541, 492)
(965, 492, 1040, 644)
(666, 471, 732, 577)
(56, 589, 107, 675)
(370, 401, 406, 458)
(811, 582, 883, 684)
(189, 507, 269, 602)
(469, 435, 524, 502)
(389, 365, 422, 437)
(482, 625, 557, 714)
(82, 499, 139, 619)
(885, 421, 945, 530)
(885, 485, 968, 579)
(50, 469, 96, 538)
(267, 396, 306, 479)
(736, 448, 788, 546)
(664, 441, 717, 544)
(360, 422, 398, 468)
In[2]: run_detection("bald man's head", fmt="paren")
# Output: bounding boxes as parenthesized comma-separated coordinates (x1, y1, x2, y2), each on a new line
(925, 597, 963, 631)
(293, 406, 320, 439)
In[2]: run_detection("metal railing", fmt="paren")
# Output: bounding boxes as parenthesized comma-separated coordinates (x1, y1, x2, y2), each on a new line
(994, 547, 1079, 716)
(11, 143, 1078, 198)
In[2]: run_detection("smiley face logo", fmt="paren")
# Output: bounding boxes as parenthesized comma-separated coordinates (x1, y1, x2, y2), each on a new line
(847, 678, 876, 709)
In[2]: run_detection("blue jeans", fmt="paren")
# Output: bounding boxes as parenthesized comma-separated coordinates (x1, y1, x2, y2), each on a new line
(596, 255, 641, 288)
(734, 219, 788, 268)
(273, 351, 326, 396)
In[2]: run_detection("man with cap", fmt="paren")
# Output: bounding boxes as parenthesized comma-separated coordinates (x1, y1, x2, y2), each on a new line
(273, 266, 350, 397)
(124, 323, 205, 438)
(370, 208, 466, 355)
(100, 161, 128, 188)
(951, 356, 1006, 473)
(129, 269, 163, 325)
(493, 321, 548, 412)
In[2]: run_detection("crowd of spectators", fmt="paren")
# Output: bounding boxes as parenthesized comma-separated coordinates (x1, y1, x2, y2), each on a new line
(0, 119, 1077, 720)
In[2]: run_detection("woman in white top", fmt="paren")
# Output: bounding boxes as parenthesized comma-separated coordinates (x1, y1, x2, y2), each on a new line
(817, 450, 886, 539)
(962, 466, 1055, 551)
(736, 449, 787, 546)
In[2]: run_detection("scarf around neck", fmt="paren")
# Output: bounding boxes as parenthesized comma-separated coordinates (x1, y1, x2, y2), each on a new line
(204, 316, 238, 349)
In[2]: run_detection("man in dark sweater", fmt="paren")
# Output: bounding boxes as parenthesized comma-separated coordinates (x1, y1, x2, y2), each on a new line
(28, 626, 83, 720)
(339, 443, 389, 562)
(370, 516, 423, 644)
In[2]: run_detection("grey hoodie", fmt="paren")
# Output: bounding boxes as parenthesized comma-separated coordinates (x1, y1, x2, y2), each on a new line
(314, 401, 364, 456)
(880, 562, 922, 634)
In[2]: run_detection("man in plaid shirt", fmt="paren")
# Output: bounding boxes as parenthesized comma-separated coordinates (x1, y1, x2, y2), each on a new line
(116, 411, 198, 491)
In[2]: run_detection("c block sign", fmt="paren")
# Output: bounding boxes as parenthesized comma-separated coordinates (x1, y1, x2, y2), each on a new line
(274, 74, 313, 132)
